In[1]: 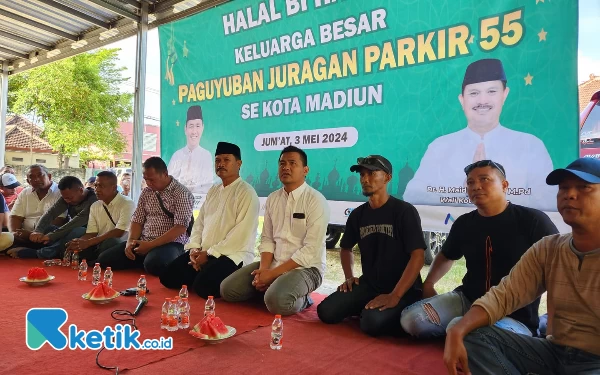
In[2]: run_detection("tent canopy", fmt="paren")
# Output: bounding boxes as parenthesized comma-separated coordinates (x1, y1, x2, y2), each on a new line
(0, 0, 228, 75)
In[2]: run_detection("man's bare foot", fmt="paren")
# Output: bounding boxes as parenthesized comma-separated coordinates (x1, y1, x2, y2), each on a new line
(6, 247, 25, 258)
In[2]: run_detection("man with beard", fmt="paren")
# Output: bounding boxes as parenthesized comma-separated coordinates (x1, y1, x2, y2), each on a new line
(160, 142, 260, 298)
(317, 155, 426, 336)
(167, 105, 214, 194)
(404, 58, 556, 211)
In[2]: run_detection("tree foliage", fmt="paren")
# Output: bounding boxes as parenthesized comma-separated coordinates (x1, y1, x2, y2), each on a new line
(10, 49, 133, 167)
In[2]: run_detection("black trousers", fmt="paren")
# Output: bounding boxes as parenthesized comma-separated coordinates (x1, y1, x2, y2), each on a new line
(160, 252, 242, 299)
(317, 276, 420, 337)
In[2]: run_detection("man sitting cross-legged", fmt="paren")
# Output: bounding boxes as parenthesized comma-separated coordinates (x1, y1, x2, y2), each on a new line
(98, 157, 194, 276)
(160, 142, 260, 298)
(65, 171, 134, 264)
(220, 146, 329, 316)
(401, 160, 558, 339)
(444, 157, 600, 375)
(8, 176, 97, 259)
(317, 155, 426, 336)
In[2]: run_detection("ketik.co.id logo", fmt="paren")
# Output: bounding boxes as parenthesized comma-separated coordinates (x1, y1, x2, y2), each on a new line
(26, 308, 172, 350)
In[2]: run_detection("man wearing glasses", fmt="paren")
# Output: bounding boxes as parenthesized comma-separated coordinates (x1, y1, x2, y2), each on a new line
(400, 160, 558, 338)
(318, 155, 426, 336)
(403, 58, 556, 211)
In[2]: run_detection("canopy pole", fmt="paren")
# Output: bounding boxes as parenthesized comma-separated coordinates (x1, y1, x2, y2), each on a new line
(0, 61, 8, 168)
(131, 1, 148, 203)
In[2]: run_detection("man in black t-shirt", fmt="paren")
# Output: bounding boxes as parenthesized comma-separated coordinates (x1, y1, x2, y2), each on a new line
(400, 160, 558, 338)
(317, 155, 426, 336)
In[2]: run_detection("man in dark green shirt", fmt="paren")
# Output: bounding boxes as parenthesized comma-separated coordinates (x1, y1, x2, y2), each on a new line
(8, 176, 97, 259)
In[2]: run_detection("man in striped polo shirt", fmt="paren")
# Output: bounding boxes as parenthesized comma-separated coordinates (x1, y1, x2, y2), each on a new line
(98, 157, 194, 276)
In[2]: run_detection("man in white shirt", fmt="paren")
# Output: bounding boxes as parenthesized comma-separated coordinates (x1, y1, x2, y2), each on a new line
(167, 105, 214, 194)
(221, 146, 330, 315)
(6, 165, 62, 250)
(403, 58, 556, 211)
(160, 142, 260, 298)
(66, 171, 134, 264)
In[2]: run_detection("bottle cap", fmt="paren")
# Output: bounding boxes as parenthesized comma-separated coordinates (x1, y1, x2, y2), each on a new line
(208, 295, 214, 299)
(182, 285, 187, 288)
(95, 263, 100, 266)
(82, 259, 86, 262)
(140, 275, 145, 277)
(183, 298, 188, 301)
(275, 314, 282, 319)
(106, 267, 111, 270)
(166, 298, 171, 301)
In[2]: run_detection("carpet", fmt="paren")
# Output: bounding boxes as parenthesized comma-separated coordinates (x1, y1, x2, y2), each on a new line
(1, 258, 447, 375)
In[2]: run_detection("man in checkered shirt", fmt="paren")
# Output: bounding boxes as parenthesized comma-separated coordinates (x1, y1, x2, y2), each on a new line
(98, 157, 194, 276)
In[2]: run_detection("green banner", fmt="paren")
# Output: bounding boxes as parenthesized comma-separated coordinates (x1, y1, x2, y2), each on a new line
(160, 0, 578, 214)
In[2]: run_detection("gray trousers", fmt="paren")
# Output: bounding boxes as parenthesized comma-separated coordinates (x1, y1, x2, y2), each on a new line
(220, 261, 322, 316)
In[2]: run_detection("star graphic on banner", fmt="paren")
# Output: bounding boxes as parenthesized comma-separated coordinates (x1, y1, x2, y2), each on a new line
(176, 120, 180, 127)
(524, 73, 534, 85)
(536, 0, 544, 4)
(468, 35, 475, 44)
(183, 41, 189, 58)
(172, 99, 176, 105)
(538, 28, 547, 41)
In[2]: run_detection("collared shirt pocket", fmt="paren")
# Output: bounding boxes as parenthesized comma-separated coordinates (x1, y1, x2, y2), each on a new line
(291, 214, 307, 238)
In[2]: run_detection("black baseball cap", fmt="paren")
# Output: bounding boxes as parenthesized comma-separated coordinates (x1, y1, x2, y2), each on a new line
(350, 155, 392, 175)
(546, 157, 600, 185)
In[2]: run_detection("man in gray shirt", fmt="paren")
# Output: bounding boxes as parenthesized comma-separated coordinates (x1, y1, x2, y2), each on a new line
(8, 176, 97, 259)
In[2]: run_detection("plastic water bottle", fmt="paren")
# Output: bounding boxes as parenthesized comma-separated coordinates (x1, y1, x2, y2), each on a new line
(179, 284, 188, 299)
(136, 275, 147, 300)
(103, 267, 113, 287)
(92, 263, 101, 285)
(204, 296, 215, 317)
(167, 299, 178, 332)
(173, 296, 181, 326)
(270, 315, 283, 350)
(71, 251, 79, 270)
(78, 259, 88, 281)
(62, 249, 71, 267)
(161, 298, 170, 330)
(178, 298, 190, 329)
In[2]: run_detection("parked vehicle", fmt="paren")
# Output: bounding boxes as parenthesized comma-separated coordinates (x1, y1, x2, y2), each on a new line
(580, 91, 600, 159)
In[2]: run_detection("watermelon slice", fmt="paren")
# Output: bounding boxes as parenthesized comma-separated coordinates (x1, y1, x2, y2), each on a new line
(189, 315, 229, 339)
(85, 282, 119, 300)
(26, 267, 51, 282)
(100, 282, 120, 298)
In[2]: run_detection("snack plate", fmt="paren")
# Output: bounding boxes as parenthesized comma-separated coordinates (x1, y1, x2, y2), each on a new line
(81, 293, 120, 304)
(194, 326, 236, 344)
(19, 275, 55, 286)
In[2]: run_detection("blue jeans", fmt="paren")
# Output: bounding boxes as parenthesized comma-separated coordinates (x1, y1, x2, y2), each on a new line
(97, 241, 184, 277)
(464, 326, 600, 374)
(400, 290, 531, 338)
(17, 227, 87, 259)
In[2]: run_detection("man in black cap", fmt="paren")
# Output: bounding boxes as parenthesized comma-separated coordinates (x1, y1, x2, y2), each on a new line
(404, 58, 556, 211)
(445, 157, 600, 375)
(160, 142, 260, 298)
(167, 105, 214, 194)
(317, 155, 426, 336)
